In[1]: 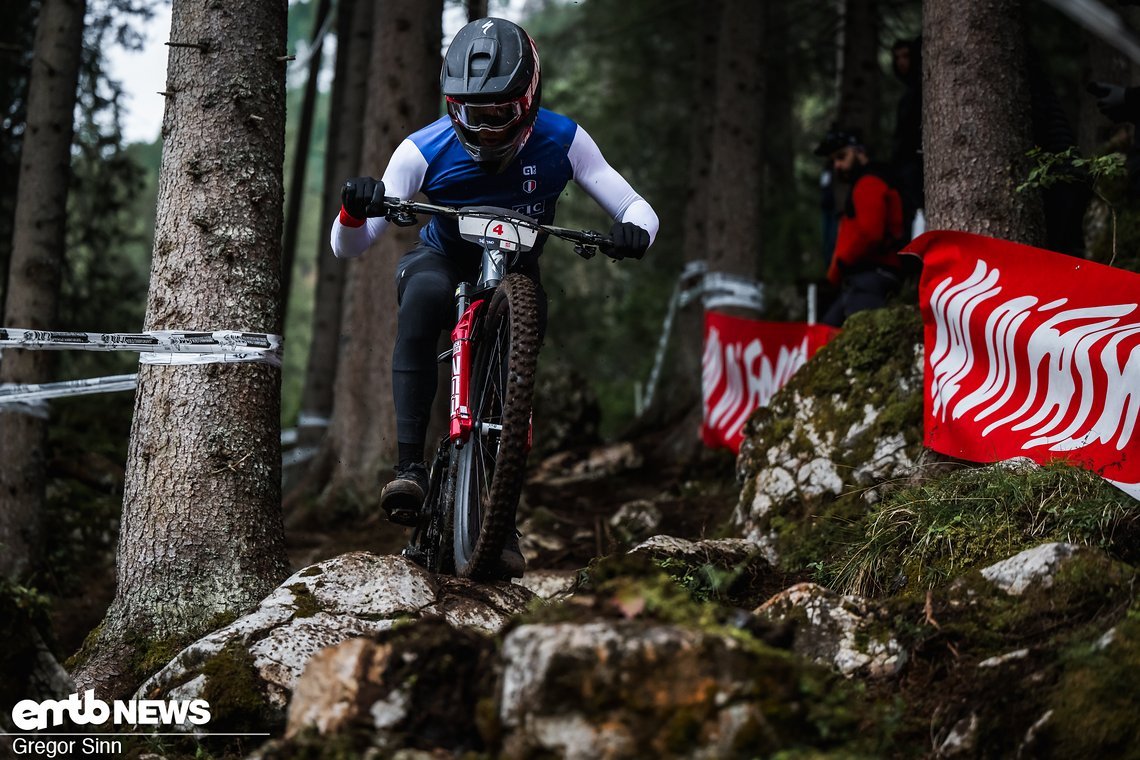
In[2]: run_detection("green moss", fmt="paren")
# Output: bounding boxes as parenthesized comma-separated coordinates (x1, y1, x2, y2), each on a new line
(200, 641, 280, 733)
(133, 632, 193, 678)
(298, 566, 324, 577)
(65, 620, 104, 672)
(287, 583, 321, 618)
(734, 305, 927, 580)
(827, 461, 1140, 597)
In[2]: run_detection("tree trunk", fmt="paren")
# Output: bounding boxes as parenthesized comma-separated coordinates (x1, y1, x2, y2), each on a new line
(72, 0, 290, 699)
(836, 0, 880, 148)
(922, 0, 1044, 244)
(0, 0, 86, 582)
(323, 0, 442, 500)
(280, 0, 332, 322)
(467, 0, 488, 22)
(286, 0, 370, 509)
(704, 0, 765, 279)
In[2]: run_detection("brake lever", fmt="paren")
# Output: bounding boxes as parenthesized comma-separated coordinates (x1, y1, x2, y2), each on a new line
(574, 244, 597, 260)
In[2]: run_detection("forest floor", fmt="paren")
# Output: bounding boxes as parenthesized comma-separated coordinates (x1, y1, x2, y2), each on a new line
(285, 439, 742, 576)
(49, 438, 741, 661)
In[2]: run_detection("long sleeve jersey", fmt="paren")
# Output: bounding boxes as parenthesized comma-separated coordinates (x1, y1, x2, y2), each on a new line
(330, 108, 659, 261)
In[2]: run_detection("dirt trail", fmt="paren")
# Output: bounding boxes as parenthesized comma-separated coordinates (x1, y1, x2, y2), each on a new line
(286, 441, 740, 574)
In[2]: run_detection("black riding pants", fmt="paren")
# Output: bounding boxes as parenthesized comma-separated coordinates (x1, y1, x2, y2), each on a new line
(393, 245, 547, 452)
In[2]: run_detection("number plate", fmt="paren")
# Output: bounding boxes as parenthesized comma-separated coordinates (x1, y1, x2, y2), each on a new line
(458, 213, 540, 252)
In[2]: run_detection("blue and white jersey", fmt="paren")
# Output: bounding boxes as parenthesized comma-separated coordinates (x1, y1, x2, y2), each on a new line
(331, 108, 658, 261)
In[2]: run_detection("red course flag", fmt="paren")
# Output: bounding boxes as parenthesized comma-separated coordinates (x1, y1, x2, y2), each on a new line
(905, 230, 1140, 500)
(701, 311, 839, 452)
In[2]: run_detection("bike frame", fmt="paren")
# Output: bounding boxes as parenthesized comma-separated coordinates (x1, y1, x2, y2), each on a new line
(384, 198, 610, 577)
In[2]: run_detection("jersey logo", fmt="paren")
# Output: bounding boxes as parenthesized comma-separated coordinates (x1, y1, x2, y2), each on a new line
(523, 165, 537, 176)
(523, 179, 537, 194)
(514, 200, 546, 216)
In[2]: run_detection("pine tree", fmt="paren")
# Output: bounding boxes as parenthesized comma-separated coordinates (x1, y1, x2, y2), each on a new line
(923, 0, 1045, 243)
(0, 0, 87, 581)
(72, 0, 290, 699)
(322, 0, 443, 499)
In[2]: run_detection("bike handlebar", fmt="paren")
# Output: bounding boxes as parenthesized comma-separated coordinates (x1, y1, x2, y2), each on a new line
(375, 196, 614, 260)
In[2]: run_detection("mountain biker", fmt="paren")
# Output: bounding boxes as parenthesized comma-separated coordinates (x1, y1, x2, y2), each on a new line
(330, 17, 659, 577)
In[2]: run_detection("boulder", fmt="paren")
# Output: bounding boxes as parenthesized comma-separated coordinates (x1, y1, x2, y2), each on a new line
(135, 553, 532, 724)
(496, 621, 824, 759)
(753, 582, 904, 678)
(608, 499, 664, 546)
(513, 569, 578, 600)
(630, 535, 759, 567)
(284, 618, 497, 754)
(732, 307, 929, 567)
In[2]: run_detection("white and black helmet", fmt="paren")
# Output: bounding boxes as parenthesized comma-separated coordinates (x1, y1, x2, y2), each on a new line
(441, 17, 541, 173)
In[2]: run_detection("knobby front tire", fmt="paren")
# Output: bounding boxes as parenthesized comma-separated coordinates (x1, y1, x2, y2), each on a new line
(453, 273, 539, 579)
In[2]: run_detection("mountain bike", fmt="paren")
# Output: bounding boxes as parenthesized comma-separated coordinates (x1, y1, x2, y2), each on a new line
(379, 198, 613, 580)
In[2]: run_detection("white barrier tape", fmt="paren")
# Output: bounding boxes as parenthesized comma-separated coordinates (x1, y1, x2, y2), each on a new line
(701, 272, 765, 312)
(677, 260, 710, 308)
(0, 373, 138, 405)
(0, 329, 283, 367)
(297, 412, 331, 428)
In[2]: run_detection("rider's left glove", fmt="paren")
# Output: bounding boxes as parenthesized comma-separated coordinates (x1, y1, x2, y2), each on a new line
(341, 177, 385, 221)
(607, 221, 650, 260)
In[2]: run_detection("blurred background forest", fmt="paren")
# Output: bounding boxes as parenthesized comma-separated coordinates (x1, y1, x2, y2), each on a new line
(3, 0, 1140, 652)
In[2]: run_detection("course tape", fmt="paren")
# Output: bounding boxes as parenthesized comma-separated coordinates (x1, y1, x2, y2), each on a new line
(0, 373, 138, 405)
(0, 328, 283, 367)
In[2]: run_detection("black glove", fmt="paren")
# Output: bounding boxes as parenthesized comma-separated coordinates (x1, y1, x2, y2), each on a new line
(341, 176, 385, 220)
(606, 221, 650, 260)
(1087, 81, 1133, 123)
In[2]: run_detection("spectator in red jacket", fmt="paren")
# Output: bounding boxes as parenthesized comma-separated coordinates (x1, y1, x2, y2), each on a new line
(815, 127, 905, 327)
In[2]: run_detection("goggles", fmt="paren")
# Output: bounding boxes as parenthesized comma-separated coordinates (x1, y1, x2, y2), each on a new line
(446, 96, 525, 132)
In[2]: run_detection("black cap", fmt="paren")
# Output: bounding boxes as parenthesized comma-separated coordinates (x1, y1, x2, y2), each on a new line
(814, 125, 863, 157)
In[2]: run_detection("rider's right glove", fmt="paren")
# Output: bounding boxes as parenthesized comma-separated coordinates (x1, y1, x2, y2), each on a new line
(341, 176, 385, 221)
(607, 221, 650, 260)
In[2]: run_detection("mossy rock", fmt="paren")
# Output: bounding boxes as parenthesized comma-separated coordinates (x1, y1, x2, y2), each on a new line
(860, 547, 1140, 757)
(734, 305, 929, 577)
(825, 460, 1140, 597)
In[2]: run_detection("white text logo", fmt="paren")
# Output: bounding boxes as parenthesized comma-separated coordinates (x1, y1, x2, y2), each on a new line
(11, 690, 211, 730)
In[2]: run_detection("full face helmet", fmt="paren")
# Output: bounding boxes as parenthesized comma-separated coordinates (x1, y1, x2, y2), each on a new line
(441, 17, 541, 173)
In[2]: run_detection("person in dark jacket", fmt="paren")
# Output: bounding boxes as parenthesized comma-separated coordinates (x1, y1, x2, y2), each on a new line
(815, 127, 905, 327)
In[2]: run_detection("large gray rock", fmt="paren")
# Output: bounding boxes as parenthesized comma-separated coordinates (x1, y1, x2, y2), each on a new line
(732, 307, 928, 564)
(754, 582, 904, 678)
(495, 621, 811, 760)
(630, 534, 759, 565)
(284, 618, 497, 754)
(136, 552, 532, 711)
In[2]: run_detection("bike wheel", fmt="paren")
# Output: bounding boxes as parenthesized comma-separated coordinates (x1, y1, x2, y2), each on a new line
(404, 441, 455, 574)
(453, 273, 539, 579)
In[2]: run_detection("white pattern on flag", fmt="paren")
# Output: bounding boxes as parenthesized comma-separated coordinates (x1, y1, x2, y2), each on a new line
(929, 259, 1140, 456)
